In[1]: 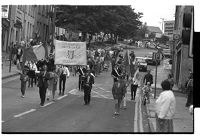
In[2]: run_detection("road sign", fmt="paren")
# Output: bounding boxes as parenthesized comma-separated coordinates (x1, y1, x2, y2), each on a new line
(152, 52, 161, 60)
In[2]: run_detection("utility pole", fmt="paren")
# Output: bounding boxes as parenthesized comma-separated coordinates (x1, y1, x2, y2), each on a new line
(154, 57, 158, 99)
(153, 52, 160, 99)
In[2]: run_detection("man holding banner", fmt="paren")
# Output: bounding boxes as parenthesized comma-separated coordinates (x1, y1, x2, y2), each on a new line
(54, 39, 87, 95)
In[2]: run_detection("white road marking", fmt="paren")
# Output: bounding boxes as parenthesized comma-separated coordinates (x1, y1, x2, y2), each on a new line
(57, 94, 68, 100)
(134, 89, 139, 132)
(43, 101, 54, 107)
(14, 109, 36, 118)
(98, 87, 105, 91)
(139, 96, 144, 132)
(92, 90, 108, 99)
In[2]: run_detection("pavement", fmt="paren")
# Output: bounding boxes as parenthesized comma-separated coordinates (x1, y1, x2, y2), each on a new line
(1, 52, 20, 80)
(146, 61, 193, 133)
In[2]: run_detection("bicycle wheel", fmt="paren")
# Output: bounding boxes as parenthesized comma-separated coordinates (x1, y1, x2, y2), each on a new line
(143, 97, 146, 105)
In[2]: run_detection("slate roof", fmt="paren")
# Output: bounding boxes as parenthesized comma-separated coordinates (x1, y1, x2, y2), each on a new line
(147, 26, 162, 34)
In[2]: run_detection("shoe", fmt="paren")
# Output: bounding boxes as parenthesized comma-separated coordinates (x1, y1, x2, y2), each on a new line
(40, 103, 44, 107)
(21, 95, 25, 98)
(114, 112, 119, 115)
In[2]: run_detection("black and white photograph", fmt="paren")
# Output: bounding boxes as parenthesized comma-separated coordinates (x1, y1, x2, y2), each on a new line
(1, 0, 199, 134)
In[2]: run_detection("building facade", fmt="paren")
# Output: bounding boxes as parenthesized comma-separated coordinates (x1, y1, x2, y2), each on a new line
(2, 5, 11, 52)
(164, 20, 175, 40)
(1, 5, 55, 53)
(172, 6, 193, 90)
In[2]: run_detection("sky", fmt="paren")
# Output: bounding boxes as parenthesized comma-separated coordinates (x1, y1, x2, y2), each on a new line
(1, 0, 200, 32)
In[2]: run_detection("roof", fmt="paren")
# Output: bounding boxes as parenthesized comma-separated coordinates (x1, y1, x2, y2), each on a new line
(147, 26, 162, 34)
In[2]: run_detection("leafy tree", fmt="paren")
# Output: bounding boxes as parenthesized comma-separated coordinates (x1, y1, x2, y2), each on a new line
(55, 6, 142, 45)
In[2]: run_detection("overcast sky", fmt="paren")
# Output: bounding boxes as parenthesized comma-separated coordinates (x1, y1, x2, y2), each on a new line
(1, 0, 200, 31)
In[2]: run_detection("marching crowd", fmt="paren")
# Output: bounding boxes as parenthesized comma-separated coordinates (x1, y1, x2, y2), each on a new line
(17, 41, 113, 107)
(13, 40, 193, 133)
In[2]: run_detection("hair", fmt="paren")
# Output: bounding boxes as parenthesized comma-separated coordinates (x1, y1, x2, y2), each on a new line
(161, 80, 171, 90)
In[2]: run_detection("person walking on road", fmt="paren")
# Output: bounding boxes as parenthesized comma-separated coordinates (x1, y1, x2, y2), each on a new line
(167, 73, 174, 90)
(20, 66, 29, 98)
(83, 70, 95, 105)
(59, 65, 70, 96)
(155, 80, 176, 132)
(131, 68, 140, 101)
(112, 76, 126, 116)
(36, 64, 50, 107)
(143, 70, 153, 86)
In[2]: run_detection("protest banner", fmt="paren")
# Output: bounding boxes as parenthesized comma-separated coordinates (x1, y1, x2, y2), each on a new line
(54, 40, 87, 65)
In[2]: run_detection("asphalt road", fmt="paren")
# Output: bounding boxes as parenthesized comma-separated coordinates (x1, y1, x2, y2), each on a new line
(2, 47, 162, 133)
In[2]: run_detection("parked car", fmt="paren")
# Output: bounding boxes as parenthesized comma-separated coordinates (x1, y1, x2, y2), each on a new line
(135, 57, 148, 72)
(145, 53, 161, 66)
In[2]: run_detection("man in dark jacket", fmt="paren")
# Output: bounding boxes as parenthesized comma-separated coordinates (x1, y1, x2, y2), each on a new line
(83, 70, 95, 105)
(143, 70, 153, 86)
(36, 64, 50, 106)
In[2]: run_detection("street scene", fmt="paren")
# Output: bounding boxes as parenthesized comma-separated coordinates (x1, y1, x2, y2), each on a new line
(1, 3, 194, 134)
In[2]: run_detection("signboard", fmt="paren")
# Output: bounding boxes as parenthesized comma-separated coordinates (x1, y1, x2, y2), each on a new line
(153, 52, 161, 60)
(145, 33, 149, 38)
(54, 40, 87, 65)
(1, 5, 9, 18)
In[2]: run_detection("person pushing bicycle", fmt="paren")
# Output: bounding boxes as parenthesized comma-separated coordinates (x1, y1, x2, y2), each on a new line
(142, 82, 152, 104)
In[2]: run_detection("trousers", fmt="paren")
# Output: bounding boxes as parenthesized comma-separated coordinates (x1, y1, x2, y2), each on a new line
(39, 86, 47, 105)
(59, 75, 66, 94)
(131, 84, 138, 100)
(84, 85, 91, 104)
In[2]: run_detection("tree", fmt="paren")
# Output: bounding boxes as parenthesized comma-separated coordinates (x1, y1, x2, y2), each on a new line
(136, 22, 148, 41)
(55, 6, 142, 44)
(156, 35, 169, 44)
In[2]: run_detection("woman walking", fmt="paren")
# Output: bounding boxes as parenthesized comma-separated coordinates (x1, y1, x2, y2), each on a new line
(48, 66, 59, 101)
(155, 80, 176, 132)
(131, 68, 140, 101)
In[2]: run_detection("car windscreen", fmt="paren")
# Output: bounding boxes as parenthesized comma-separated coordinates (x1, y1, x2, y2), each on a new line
(136, 58, 146, 63)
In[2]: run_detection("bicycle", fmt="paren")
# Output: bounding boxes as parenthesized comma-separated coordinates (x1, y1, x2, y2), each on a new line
(142, 91, 149, 105)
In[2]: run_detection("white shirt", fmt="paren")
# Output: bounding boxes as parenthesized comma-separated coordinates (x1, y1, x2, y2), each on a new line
(155, 90, 176, 119)
(62, 66, 70, 77)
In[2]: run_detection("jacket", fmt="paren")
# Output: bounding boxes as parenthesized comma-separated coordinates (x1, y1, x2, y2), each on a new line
(84, 74, 95, 88)
(155, 90, 176, 119)
(36, 71, 50, 88)
(112, 79, 126, 99)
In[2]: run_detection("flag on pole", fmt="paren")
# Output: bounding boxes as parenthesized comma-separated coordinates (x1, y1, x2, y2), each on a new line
(21, 45, 49, 71)
(124, 50, 130, 75)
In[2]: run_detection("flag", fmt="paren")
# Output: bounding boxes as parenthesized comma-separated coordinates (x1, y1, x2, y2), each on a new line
(124, 50, 130, 75)
(21, 45, 49, 70)
(54, 40, 87, 65)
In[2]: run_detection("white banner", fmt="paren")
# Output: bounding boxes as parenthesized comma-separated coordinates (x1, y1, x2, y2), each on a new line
(54, 40, 87, 65)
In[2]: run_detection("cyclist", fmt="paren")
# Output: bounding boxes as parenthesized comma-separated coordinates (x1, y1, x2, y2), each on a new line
(142, 82, 152, 104)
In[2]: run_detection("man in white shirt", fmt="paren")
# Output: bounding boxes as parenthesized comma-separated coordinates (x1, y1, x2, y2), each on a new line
(59, 65, 70, 96)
